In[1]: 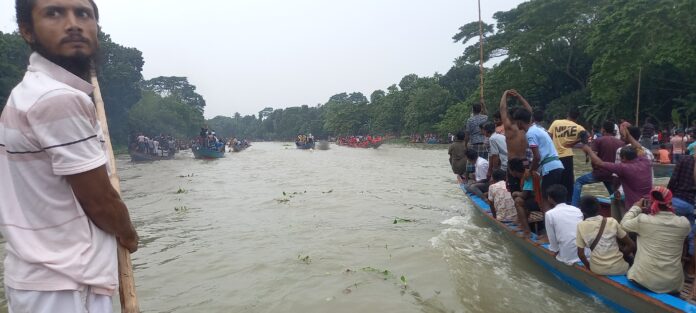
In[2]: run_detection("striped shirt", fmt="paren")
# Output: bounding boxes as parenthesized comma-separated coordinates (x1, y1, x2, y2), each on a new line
(0, 53, 117, 295)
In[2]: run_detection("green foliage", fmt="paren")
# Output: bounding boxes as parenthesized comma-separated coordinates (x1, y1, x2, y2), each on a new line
(0, 31, 31, 112)
(128, 91, 204, 138)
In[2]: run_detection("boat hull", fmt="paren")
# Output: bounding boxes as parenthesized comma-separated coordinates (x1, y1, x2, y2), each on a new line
(129, 150, 175, 162)
(653, 163, 676, 178)
(460, 185, 696, 313)
(296, 141, 315, 150)
(192, 145, 225, 159)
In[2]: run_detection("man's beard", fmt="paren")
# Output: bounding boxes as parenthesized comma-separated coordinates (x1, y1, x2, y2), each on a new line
(31, 39, 97, 80)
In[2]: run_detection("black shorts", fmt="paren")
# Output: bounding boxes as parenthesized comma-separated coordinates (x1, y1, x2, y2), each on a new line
(507, 170, 521, 193)
(524, 197, 540, 212)
(541, 168, 564, 198)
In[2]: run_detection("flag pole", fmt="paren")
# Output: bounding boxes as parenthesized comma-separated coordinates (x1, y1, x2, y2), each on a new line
(478, 0, 487, 114)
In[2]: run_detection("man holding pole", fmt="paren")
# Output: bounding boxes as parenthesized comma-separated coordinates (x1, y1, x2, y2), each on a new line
(0, 0, 138, 312)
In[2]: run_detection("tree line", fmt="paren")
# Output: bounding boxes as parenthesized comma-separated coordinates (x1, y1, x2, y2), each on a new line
(3, 0, 695, 144)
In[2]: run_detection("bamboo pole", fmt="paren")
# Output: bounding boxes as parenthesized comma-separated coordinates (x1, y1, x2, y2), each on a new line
(90, 72, 140, 313)
(478, 0, 486, 114)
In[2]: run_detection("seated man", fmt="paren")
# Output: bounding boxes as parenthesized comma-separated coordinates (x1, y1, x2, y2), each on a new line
(486, 169, 517, 222)
(509, 158, 541, 235)
(576, 196, 634, 275)
(621, 187, 690, 294)
(464, 148, 489, 199)
(544, 185, 584, 265)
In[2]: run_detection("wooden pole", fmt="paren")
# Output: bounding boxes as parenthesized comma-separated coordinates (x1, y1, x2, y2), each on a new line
(635, 67, 642, 125)
(90, 72, 140, 313)
(477, 0, 484, 96)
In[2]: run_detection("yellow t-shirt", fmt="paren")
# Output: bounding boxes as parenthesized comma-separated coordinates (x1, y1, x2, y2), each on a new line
(549, 119, 586, 158)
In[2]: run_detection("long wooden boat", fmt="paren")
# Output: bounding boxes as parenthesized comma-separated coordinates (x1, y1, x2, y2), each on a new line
(459, 185, 696, 313)
(296, 141, 315, 150)
(317, 140, 330, 150)
(231, 144, 250, 152)
(337, 140, 382, 149)
(129, 150, 175, 162)
(653, 163, 676, 178)
(192, 144, 225, 159)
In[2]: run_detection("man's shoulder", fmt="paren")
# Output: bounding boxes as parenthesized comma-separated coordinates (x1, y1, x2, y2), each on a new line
(9, 71, 87, 112)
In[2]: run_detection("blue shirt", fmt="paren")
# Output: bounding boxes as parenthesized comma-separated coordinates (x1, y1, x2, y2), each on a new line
(526, 124, 564, 176)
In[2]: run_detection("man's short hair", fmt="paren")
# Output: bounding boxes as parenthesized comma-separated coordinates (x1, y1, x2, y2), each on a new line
(512, 108, 532, 124)
(579, 196, 599, 217)
(493, 110, 501, 120)
(472, 102, 482, 114)
(546, 184, 568, 204)
(16, 0, 100, 29)
(508, 158, 525, 173)
(627, 126, 641, 140)
(465, 148, 478, 161)
(455, 130, 465, 141)
(481, 122, 496, 135)
(533, 109, 544, 123)
(602, 121, 615, 135)
(492, 169, 506, 182)
(568, 107, 580, 120)
(619, 146, 638, 161)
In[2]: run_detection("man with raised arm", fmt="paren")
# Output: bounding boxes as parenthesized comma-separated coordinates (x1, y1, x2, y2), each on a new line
(510, 90, 564, 212)
(0, 0, 138, 312)
(499, 90, 532, 193)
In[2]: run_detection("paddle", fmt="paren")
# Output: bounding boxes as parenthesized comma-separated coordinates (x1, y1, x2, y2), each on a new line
(90, 72, 140, 313)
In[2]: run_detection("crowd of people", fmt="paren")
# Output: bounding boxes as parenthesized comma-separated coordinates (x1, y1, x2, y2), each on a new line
(196, 127, 226, 152)
(449, 89, 696, 295)
(131, 133, 178, 157)
(337, 135, 383, 147)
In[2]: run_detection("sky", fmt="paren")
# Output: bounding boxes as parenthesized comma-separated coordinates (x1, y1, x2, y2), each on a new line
(1, 0, 525, 118)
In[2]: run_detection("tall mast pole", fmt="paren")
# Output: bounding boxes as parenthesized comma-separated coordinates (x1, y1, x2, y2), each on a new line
(478, 0, 486, 113)
(635, 67, 642, 125)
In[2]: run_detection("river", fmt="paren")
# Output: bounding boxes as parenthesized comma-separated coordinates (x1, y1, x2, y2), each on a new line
(0, 142, 616, 312)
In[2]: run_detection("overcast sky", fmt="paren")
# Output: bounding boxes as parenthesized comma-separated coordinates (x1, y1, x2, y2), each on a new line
(1, 0, 524, 118)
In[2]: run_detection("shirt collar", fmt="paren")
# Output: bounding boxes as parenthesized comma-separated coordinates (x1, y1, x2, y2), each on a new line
(27, 52, 94, 95)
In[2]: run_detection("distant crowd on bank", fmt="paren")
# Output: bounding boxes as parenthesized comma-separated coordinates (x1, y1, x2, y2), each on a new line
(130, 133, 178, 156)
(448, 90, 696, 295)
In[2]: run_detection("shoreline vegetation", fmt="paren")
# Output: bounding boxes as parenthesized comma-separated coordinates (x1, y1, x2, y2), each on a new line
(2, 0, 694, 146)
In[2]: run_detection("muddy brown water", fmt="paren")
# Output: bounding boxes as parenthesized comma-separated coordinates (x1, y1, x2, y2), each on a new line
(0, 143, 623, 312)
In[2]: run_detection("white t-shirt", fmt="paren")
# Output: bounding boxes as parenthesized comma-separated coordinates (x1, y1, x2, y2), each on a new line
(474, 157, 489, 182)
(0, 53, 117, 295)
(545, 203, 584, 265)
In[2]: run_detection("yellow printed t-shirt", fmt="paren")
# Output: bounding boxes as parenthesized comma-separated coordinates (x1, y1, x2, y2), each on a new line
(549, 119, 586, 158)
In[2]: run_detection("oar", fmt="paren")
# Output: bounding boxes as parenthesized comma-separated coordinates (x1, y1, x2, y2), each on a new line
(90, 72, 140, 313)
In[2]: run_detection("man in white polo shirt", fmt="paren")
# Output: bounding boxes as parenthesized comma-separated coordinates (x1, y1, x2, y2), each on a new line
(0, 0, 138, 312)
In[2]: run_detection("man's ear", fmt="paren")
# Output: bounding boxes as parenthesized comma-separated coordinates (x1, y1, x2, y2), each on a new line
(19, 24, 34, 45)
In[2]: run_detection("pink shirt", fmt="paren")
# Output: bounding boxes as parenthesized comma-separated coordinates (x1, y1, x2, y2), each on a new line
(0, 53, 117, 295)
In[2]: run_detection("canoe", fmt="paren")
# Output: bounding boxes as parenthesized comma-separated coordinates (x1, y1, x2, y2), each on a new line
(231, 144, 250, 152)
(460, 185, 696, 313)
(337, 141, 382, 149)
(653, 163, 676, 178)
(296, 141, 315, 150)
(129, 150, 175, 162)
(317, 140, 330, 150)
(192, 144, 225, 159)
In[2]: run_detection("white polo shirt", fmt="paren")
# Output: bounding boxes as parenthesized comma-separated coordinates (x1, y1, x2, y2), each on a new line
(0, 53, 117, 295)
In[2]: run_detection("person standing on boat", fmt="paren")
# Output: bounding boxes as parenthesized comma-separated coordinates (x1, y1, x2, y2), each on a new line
(464, 102, 488, 159)
(0, 0, 139, 311)
(499, 90, 532, 193)
(671, 129, 687, 164)
(576, 196, 634, 275)
(621, 187, 690, 294)
(571, 121, 624, 207)
(640, 117, 656, 149)
(582, 128, 653, 217)
(448, 130, 468, 183)
(511, 92, 564, 212)
(544, 185, 584, 265)
(667, 152, 696, 255)
(482, 122, 507, 181)
(549, 108, 586, 204)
